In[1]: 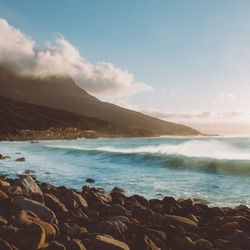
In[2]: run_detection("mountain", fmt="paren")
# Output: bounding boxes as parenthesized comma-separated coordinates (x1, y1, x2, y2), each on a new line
(0, 67, 200, 137)
(0, 96, 123, 140)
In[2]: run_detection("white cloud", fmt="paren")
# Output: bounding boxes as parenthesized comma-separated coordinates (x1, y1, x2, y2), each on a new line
(0, 18, 152, 97)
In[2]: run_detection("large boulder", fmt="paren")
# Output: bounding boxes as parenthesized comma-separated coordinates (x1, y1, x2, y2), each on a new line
(13, 196, 57, 223)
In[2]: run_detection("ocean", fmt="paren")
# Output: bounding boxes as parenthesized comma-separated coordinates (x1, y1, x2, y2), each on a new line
(0, 136, 250, 207)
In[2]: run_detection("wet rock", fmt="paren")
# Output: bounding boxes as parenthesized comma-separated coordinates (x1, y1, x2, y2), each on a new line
(90, 235, 129, 250)
(15, 157, 25, 162)
(85, 178, 95, 183)
(13, 196, 57, 223)
(17, 175, 42, 194)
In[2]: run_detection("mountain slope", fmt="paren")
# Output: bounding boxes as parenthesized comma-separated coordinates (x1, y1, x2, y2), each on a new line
(0, 96, 122, 140)
(0, 67, 200, 136)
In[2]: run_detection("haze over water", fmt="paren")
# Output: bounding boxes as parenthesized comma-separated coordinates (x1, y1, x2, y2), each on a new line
(1, 136, 250, 207)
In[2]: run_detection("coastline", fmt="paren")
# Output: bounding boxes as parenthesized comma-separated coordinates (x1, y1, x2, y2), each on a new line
(0, 175, 249, 249)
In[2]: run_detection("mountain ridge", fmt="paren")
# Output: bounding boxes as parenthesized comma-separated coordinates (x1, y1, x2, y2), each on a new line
(0, 67, 200, 137)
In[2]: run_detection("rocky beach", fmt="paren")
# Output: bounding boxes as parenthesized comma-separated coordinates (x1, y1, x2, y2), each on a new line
(0, 172, 250, 250)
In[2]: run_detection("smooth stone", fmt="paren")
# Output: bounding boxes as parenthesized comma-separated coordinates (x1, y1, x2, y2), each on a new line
(13, 196, 57, 223)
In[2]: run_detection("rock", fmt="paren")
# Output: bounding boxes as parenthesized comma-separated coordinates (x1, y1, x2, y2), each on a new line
(132, 234, 160, 250)
(0, 179, 10, 187)
(85, 178, 95, 183)
(0, 216, 8, 225)
(44, 241, 66, 250)
(90, 235, 129, 250)
(144, 229, 167, 249)
(17, 175, 42, 194)
(133, 207, 155, 224)
(171, 236, 195, 250)
(221, 221, 239, 234)
(0, 190, 11, 213)
(64, 239, 86, 250)
(111, 204, 132, 217)
(13, 196, 57, 223)
(195, 238, 213, 249)
(15, 210, 57, 241)
(0, 154, 10, 160)
(63, 190, 88, 209)
(17, 222, 47, 249)
(15, 157, 25, 162)
(161, 215, 198, 229)
(111, 187, 125, 193)
(232, 229, 250, 248)
(44, 193, 68, 217)
(132, 194, 149, 207)
(213, 239, 232, 248)
(97, 218, 128, 241)
(83, 188, 112, 204)
(0, 239, 14, 250)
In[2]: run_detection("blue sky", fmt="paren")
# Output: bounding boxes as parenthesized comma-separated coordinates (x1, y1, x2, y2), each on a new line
(0, 0, 250, 134)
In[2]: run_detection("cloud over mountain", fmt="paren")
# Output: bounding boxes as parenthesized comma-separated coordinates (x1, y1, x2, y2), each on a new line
(0, 18, 151, 97)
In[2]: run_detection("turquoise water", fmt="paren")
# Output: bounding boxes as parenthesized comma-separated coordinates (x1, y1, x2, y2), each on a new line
(0, 136, 250, 207)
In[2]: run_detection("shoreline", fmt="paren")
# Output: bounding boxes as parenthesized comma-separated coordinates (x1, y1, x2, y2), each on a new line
(0, 175, 249, 249)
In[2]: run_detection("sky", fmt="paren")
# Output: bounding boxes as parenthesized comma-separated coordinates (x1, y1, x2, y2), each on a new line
(0, 0, 250, 135)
